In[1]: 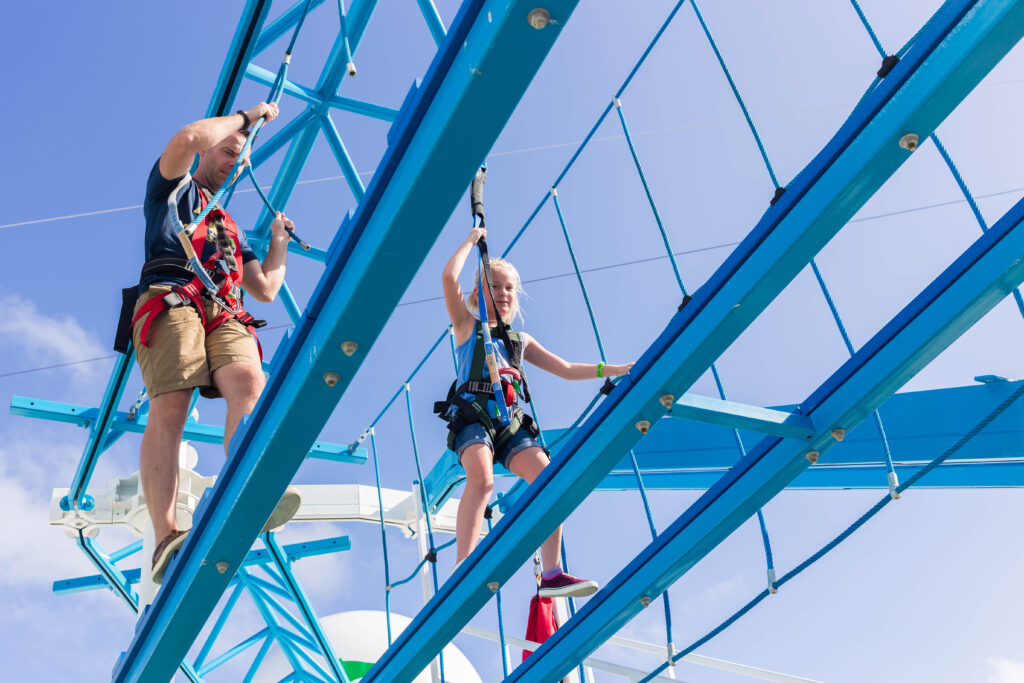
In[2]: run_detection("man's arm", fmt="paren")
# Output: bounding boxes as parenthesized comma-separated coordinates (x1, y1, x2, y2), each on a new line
(241, 212, 292, 303)
(158, 102, 279, 181)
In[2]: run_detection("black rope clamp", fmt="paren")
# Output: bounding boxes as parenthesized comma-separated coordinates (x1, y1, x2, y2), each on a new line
(483, 506, 493, 520)
(877, 55, 900, 78)
(425, 549, 438, 563)
(677, 294, 693, 312)
(770, 186, 786, 206)
(600, 378, 616, 396)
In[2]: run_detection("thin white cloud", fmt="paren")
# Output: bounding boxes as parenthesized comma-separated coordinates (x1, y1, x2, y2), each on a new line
(989, 658, 1024, 683)
(0, 293, 106, 380)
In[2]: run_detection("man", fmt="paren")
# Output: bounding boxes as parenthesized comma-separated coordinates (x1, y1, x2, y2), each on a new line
(133, 102, 300, 582)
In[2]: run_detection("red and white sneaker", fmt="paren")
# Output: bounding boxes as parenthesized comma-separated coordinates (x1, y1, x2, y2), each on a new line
(538, 571, 599, 598)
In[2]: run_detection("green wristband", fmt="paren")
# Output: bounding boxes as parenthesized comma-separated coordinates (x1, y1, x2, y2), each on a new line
(596, 361, 605, 378)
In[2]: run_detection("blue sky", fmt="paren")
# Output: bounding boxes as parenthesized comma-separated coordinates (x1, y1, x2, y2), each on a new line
(1, 1, 1023, 681)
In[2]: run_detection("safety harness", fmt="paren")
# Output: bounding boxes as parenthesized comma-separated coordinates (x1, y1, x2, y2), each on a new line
(434, 320, 539, 455)
(130, 187, 266, 356)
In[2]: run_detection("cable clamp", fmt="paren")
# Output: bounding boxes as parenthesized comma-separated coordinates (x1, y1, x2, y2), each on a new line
(612, 96, 622, 108)
(767, 568, 778, 594)
(677, 294, 692, 312)
(483, 506, 493, 519)
(282, 52, 292, 65)
(425, 549, 437, 563)
(770, 186, 786, 206)
(877, 54, 899, 78)
(549, 186, 558, 198)
(887, 471, 901, 500)
(600, 378, 615, 395)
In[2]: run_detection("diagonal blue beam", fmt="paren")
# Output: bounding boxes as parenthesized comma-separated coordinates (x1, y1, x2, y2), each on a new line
(206, 0, 275, 118)
(363, 2, 1024, 678)
(320, 113, 366, 200)
(11, 396, 366, 464)
(251, 0, 380, 242)
(670, 393, 816, 440)
(253, 0, 331, 56)
(111, 1, 575, 680)
(245, 63, 399, 121)
(55, 535, 351, 596)
(510, 189, 1024, 681)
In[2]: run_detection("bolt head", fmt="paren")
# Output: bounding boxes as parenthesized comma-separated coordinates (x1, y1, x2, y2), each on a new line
(640, 595, 651, 607)
(59, 495, 72, 512)
(487, 581, 500, 593)
(80, 494, 96, 511)
(831, 428, 845, 442)
(805, 451, 820, 465)
(899, 133, 919, 151)
(341, 340, 358, 356)
(323, 371, 341, 387)
(527, 8, 550, 29)
(216, 561, 230, 574)
(659, 394, 675, 409)
(635, 420, 651, 434)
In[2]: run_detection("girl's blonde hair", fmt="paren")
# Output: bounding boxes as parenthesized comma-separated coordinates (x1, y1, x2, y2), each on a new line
(466, 257, 525, 324)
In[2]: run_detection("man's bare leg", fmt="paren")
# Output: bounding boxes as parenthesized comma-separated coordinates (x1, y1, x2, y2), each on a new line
(140, 388, 192, 542)
(213, 360, 300, 531)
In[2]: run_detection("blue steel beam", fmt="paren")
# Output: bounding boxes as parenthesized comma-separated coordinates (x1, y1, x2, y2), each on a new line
(55, 535, 351, 596)
(111, 1, 575, 680)
(508, 180, 1024, 681)
(11, 396, 367, 465)
(669, 393, 816, 440)
(245, 63, 399, 121)
(251, 0, 380, 241)
(362, 2, 1024, 678)
(253, 0, 331, 56)
(206, 0, 276, 118)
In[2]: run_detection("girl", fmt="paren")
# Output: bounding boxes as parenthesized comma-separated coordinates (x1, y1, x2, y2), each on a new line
(441, 227, 632, 598)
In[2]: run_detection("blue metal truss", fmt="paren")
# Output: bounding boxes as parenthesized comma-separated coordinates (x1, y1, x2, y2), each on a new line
(360, 1, 1024, 678)
(108, 1, 579, 680)
(508, 183, 1024, 683)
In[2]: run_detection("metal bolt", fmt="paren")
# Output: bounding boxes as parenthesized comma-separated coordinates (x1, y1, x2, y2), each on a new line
(323, 372, 341, 387)
(341, 340, 358, 356)
(805, 450, 820, 465)
(635, 420, 651, 435)
(659, 394, 675, 409)
(831, 428, 845, 442)
(899, 133, 919, 151)
(487, 581, 500, 593)
(527, 8, 550, 29)
(640, 595, 651, 607)
(216, 561, 230, 574)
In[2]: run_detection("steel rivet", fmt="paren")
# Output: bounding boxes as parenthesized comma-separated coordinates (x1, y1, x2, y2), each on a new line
(341, 340, 358, 356)
(635, 420, 651, 435)
(659, 394, 675, 409)
(216, 561, 230, 574)
(805, 451, 820, 464)
(899, 133, 919, 151)
(487, 581, 500, 593)
(323, 372, 340, 387)
(831, 428, 845, 442)
(527, 8, 550, 29)
(640, 596, 651, 607)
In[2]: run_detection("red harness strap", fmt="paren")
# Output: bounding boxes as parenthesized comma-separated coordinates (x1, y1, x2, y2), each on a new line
(131, 188, 264, 359)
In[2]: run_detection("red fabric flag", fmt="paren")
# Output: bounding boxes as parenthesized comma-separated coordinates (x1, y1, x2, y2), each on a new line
(522, 594, 559, 661)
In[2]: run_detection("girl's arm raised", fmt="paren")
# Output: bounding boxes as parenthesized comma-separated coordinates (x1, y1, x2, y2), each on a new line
(522, 332, 633, 380)
(442, 228, 486, 339)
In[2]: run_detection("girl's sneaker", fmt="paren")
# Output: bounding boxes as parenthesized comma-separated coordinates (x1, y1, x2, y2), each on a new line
(538, 572, 599, 598)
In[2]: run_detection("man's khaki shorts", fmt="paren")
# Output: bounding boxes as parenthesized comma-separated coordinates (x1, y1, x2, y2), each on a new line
(133, 284, 261, 399)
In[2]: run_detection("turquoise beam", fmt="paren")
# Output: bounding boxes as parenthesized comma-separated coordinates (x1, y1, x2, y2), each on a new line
(507, 175, 1024, 681)
(670, 393, 816, 440)
(54, 535, 351, 596)
(206, 0, 275, 118)
(111, 1, 575, 679)
(11, 396, 367, 465)
(364, 2, 1024, 677)
(320, 113, 367, 200)
(244, 62, 398, 121)
(416, 0, 447, 45)
(253, 0, 331, 56)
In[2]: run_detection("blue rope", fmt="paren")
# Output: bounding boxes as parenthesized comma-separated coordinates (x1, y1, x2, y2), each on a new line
(403, 382, 445, 682)
(848, 0, 887, 57)
(549, 190, 608, 362)
(557, 539, 588, 683)
(369, 431, 394, 646)
(627, 451, 675, 648)
(389, 538, 458, 589)
(809, 260, 899, 492)
(614, 101, 686, 293)
(337, 0, 356, 72)
(689, 0, 780, 189)
(486, 515, 510, 678)
(635, 382, 1024, 682)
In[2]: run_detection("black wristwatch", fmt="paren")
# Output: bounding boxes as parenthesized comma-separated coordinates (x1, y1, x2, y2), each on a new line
(235, 109, 251, 131)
